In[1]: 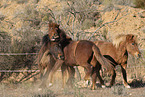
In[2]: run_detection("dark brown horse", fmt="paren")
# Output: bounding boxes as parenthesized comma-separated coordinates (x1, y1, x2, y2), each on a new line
(61, 39, 115, 90)
(36, 22, 66, 89)
(95, 34, 141, 88)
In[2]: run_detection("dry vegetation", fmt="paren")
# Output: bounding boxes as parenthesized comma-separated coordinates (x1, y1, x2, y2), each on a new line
(0, 0, 145, 97)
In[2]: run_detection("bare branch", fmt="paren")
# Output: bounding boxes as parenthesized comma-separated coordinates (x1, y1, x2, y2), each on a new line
(88, 12, 130, 40)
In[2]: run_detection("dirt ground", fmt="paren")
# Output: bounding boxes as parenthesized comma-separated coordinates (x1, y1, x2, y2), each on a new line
(0, 79, 145, 97)
(0, 68, 145, 97)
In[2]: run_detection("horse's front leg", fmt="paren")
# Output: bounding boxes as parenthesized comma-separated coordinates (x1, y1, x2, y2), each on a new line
(66, 66, 75, 87)
(39, 65, 51, 90)
(121, 64, 131, 88)
(49, 59, 64, 87)
(81, 63, 94, 88)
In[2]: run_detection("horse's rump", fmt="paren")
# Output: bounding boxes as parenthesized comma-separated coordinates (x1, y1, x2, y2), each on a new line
(94, 34, 141, 88)
(64, 40, 114, 71)
(94, 41, 117, 62)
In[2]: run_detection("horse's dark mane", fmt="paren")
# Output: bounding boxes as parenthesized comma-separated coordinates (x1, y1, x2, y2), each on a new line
(58, 29, 72, 49)
(42, 34, 50, 46)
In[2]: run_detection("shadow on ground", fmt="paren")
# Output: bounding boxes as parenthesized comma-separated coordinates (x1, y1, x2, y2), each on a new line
(129, 79, 145, 88)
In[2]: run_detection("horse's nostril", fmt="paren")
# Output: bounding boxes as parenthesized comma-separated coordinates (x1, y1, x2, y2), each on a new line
(138, 54, 141, 58)
(60, 56, 64, 60)
(54, 35, 59, 39)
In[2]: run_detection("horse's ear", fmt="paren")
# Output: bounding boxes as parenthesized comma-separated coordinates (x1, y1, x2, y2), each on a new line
(126, 34, 134, 40)
(66, 35, 72, 40)
(48, 22, 52, 27)
(56, 24, 60, 28)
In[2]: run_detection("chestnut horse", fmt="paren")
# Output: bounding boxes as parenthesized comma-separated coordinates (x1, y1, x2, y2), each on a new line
(39, 23, 115, 90)
(61, 39, 115, 90)
(36, 22, 67, 89)
(95, 34, 141, 88)
(38, 22, 116, 90)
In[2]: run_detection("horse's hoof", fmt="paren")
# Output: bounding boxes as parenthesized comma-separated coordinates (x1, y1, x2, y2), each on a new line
(101, 85, 106, 88)
(91, 88, 95, 90)
(84, 80, 89, 85)
(125, 85, 131, 88)
(91, 86, 96, 90)
(48, 83, 53, 87)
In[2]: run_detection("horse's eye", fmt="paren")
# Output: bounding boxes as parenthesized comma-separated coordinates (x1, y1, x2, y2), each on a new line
(55, 28, 58, 30)
(132, 43, 134, 45)
(59, 44, 61, 47)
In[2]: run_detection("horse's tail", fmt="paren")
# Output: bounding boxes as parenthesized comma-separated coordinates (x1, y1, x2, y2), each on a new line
(35, 34, 50, 65)
(35, 44, 46, 65)
(92, 45, 115, 73)
(38, 50, 51, 75)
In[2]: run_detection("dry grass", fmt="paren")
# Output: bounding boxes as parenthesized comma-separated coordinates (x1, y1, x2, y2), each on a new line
(0, 77, 145, 97)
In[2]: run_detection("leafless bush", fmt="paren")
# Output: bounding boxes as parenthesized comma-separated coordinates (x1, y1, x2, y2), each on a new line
(100, 0, 134, 6)
(54, 0, 100, 40)
(0, 3, 43, 81)
(134, 0, 145, 9)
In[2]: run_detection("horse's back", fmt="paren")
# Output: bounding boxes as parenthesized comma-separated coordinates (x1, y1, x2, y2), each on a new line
(64, 40, 94, 65)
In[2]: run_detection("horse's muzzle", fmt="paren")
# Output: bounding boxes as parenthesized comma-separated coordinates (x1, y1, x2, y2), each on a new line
(57, 55, 64, 60)
(137, 53, 141, 58)
(135, 52, 141, 59)
(51, 36, 59, 41)
(59, 55, 64, 60)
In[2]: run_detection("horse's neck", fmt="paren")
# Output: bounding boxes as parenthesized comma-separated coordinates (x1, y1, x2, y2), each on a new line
(116, 42, 128, 64)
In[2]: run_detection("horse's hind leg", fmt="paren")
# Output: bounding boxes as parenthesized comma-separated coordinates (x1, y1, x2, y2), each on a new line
(96, 63, 105, 88)
(67, 66, 75, 87)
(38, 63, 43, 80)
(91, 67, 97, 90)
(61, 64, 68, 88)
(39, 66, 50, 89)
(82, 63, 93, 81)
(109, 69, 116, 87)
(39, 58, 53, 89)
(49, 59, 64, 87)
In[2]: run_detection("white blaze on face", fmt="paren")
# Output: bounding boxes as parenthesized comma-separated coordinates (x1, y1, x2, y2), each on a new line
(50, 38, 56, 41)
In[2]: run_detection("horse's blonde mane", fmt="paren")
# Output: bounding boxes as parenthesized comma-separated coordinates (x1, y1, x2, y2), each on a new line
(112, 34, 128, 48)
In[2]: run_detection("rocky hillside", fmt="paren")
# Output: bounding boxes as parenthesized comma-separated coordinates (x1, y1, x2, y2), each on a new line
(0, 0, 145, 48)
(87, 5, 145, 48)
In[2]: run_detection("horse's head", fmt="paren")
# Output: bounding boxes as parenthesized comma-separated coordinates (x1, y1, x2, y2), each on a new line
(48, 22, 60, 42)
(126, 34, 141, 58)
(50, 43, 64, 60)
